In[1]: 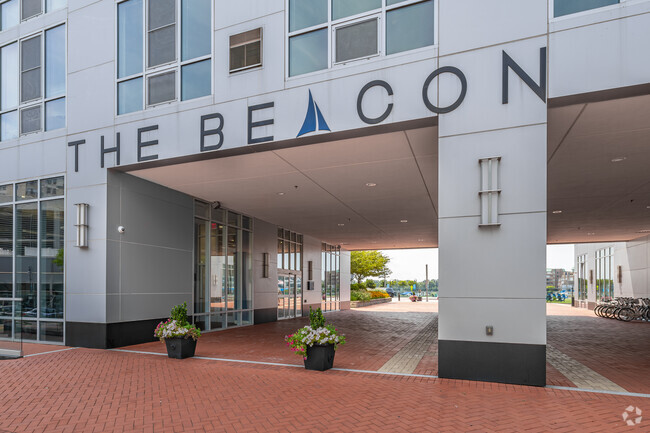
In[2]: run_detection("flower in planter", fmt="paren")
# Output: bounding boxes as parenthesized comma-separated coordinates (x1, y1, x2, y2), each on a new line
(285, 307, 346, 359)
(154, 302, 201, 341)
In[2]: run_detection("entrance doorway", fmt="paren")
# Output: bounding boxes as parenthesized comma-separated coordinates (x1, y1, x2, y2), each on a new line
(277, 273, 302, 320)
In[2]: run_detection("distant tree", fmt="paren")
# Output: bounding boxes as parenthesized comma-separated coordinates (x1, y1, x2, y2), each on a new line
(351, 251, 391, 284)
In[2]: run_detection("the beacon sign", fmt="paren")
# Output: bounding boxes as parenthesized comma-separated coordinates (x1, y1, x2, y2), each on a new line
(68, 48, 547, 172)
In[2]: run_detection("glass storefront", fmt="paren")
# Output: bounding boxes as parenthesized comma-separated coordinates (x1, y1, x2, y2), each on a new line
(577, 254, 587, 301)
(193, 202, 253, 331)
(277, 228, 302, 320)
(0, 176, 64, 343)
(321, 243, 340, 312)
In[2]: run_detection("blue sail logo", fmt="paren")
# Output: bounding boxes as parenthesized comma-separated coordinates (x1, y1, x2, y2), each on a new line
(297, 90, 331, 137)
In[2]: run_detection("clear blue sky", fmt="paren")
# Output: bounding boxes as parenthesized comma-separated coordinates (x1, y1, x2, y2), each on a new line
(379, 245, 575, 280)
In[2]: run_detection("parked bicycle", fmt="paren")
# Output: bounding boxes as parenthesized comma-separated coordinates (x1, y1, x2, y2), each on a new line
(594, 297, 650, 322)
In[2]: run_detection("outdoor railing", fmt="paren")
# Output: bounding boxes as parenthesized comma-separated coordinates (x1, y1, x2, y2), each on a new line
(0, 297, 23, 359)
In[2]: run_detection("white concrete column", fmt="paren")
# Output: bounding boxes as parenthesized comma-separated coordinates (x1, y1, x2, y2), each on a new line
(436, 0, 548, 386)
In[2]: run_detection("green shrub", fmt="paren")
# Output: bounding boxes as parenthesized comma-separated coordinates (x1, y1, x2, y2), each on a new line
(369, 289, 390, 299)
(351, 289, 371, 302)
(366, 280, 376, 289)
(309, 307, 326, 328)
(170, 302, 189, 326)
(350, 282, 367, 291)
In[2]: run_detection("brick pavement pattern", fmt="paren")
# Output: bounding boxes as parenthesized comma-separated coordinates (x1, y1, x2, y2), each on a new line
(1, 348, 648, 433)
(546, 344, 627, 392)
(378, 316, 437, 374)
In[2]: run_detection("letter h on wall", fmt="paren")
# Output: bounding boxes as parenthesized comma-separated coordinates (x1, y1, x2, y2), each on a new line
(478, 157, 501, 227)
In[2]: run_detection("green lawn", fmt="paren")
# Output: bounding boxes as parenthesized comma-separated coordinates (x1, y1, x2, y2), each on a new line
(546, 298, 571, 304)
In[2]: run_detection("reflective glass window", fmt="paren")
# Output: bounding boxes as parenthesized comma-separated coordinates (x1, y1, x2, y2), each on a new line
(230, 29, 262, 72)
(118, 77, 143, 114)
(1, 111, 18, 141)
(40, 199, 64, 319)
(45, 98, 65, 131)
(386, 1, 435, 55)
(332, 0, 380, 20)
(289, 0, 327, 32)
(39, 321, 63, 342)
(181, 0, 210, 61)
(45, 25, 66, 98)
(40, 177, 64, 197)
(15, 202, 37, 318)
(554, 0, 619, 17)
(118, 0, 143, 78)
(1, 0, 18, 32)
(46, 0, 66, 12)
(0, 205, 12, 320)
(16, 181, 37, 201)
(181, 60, 210, 101)
(1, 43, 18, 111)
(0, 186, 11, 203)
(289, 29, 327, 77)
(335, 18, 378, 63)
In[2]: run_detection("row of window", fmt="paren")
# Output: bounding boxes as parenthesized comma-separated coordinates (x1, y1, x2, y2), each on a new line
(321, 243, 340, 312)
(0, 176, 65, 344)
(0, 0, 65, 31)
(288, 0, 435, 77)
(0, 23, 65, 141)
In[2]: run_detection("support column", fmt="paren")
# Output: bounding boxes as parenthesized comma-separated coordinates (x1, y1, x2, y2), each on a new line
(436, 2, 548, 386)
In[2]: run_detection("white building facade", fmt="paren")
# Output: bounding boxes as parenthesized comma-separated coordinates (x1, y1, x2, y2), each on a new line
(1, 0, 649, 386)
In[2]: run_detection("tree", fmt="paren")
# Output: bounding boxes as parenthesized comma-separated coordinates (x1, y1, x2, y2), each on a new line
(350, 251, 391, 284)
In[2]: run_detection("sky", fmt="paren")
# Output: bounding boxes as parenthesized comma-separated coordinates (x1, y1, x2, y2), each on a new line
(379, 244, 575, 281)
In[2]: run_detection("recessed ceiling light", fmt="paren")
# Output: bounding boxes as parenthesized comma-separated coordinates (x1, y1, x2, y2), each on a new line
(277, 192, 285, 196)
(417, 239, 424, 242)
(611, 157, 627, 162)
(646, 205, 650, 209)
(587, 232, 595, 235)
(365, 183, 377, 187)
(552, 210, 562, 214)
(638, 229, 650, 233)
(337, 223, 345, 227)
(400, 219, 408, 223)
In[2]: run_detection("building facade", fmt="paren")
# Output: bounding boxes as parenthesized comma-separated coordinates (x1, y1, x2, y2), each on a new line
(574, 236, 650, 309)
(0, 0, 649, 386)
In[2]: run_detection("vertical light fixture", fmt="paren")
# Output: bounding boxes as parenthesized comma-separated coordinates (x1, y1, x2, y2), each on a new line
(478, 157, 501, 227)
(75, 203, 89, 248)
(308, 260, 313, 281)
(262, 252, 269, 278)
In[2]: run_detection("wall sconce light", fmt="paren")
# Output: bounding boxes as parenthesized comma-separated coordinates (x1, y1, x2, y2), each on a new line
(618, 266, 622, 284)
(308, 260, 313, 280)
(75, 203, 89, 248)
(262, 253, 269, 278)
(589, 269, 593, 285)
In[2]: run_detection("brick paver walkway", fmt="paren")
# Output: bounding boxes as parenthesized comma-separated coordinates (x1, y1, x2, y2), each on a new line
(1, 347, 648, 433)
(1, 303, 648, 432)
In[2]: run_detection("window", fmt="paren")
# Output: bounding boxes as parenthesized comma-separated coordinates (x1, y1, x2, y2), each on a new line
(595, 247, 614, 301)
(0, 176, 64, 343)
(0, 0, 65, 30)
(321, 243, 340, 312)
(554, 0, 619, 18)
(287, 0, 435, 77)
(577, 254, 587, 301)
(193, 202, 253, 332)
(117, 0, 211, 114)
(229, 28, 262, 73)
(0, 23, 66, 139)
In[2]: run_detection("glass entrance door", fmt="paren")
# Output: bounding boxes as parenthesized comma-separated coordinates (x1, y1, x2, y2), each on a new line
(277, 273, 301, 320)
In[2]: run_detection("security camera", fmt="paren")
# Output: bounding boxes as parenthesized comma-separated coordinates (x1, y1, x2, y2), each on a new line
(212, 201, 222, 210)
(117, 226, 125, 234)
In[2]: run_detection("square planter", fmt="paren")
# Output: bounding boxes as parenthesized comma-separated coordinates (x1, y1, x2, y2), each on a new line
(304, 343, 335, 371)
(165, 338, 197, 359)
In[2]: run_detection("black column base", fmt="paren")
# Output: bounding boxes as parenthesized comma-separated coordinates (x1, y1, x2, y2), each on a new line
(66, 319, 163, 349)
(253, 308, 277, 324)
(438, 340, 546, 387)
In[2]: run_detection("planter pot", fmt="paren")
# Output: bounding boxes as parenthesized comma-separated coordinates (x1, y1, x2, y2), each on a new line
(304, 343, 335, 371)
(164, 338, 197, 359)
(417, 296, 422, 301)
(410, 297, 417, 302)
